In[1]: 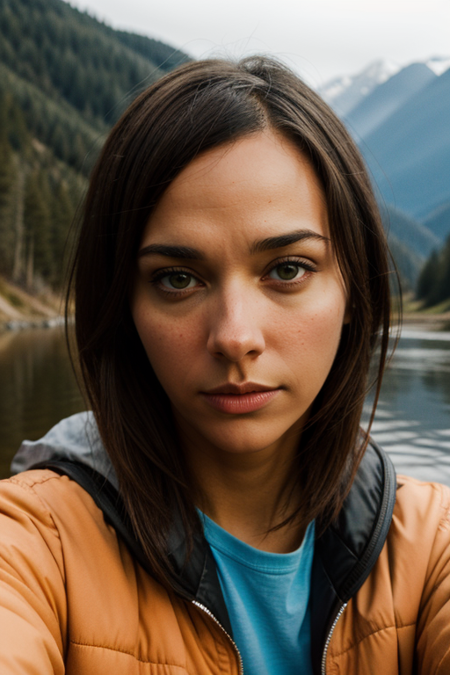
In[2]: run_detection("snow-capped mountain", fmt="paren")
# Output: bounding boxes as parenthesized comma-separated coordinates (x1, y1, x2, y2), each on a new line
(425, 56, 450, 76)
(318, 60, 400, 116)
(344, 63, 437, 139)
(319, 57, 450, 116)
(318, 55, 450, 285)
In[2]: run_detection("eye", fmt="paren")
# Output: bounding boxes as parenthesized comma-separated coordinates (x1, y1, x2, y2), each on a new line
(268, 262, 308, 282)
(159, 271, 198, 290)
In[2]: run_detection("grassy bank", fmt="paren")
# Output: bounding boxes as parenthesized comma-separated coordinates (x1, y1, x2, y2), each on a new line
(400, 295, 450, 331)
(0, 277, 63, 331)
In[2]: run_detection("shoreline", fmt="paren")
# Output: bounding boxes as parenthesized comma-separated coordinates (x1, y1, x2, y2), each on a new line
(0, 277, 64, 333)
(0, 276, 449, 334)
(1, 313, 449, 334)
(400, 312, 450, 332)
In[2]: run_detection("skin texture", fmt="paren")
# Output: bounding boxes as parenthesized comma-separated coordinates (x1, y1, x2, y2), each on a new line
(131, 129, 350, 551)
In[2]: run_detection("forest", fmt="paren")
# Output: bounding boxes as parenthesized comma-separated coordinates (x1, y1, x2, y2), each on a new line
(0, 0, 188, 291)
(0, 0, 448, 307)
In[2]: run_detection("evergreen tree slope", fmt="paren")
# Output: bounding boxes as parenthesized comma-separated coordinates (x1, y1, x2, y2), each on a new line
(0, 0, 189, 296)
(0, 0, 190, 128)
(0, 61, 105, 176)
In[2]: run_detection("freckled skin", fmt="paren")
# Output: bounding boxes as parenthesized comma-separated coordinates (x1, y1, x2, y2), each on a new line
(131, 130, 350, 465)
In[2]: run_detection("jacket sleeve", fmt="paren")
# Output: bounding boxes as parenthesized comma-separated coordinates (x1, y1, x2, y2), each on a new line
(416, 481, 450, 674)
(0, 475, 67, 674)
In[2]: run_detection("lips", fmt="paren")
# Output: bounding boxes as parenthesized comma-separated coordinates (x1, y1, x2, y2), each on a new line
(201, 382, 282, 414)
(203, 382, 279, 395)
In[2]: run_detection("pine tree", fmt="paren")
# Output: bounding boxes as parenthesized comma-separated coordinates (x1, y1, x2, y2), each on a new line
(417, 250, 439, 301)
(50, 180, 74, 286)
(24, 170, 53, 288)
(416, 236, 450, 307)
(0, 97, 17, 274)
(431, 236, 450, 306)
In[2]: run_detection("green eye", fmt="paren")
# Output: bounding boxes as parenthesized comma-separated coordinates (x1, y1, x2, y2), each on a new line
(270, 263, 305, 281)
(165, 273, 193, 289)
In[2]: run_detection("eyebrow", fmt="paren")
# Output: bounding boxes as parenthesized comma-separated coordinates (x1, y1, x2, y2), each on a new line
(138, 229, 330, 260)
(250, 229, 330, 253)
(138, 244, 205, 260)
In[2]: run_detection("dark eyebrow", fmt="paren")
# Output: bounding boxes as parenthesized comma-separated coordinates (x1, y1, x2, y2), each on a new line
(138, 244, 205, 260)
(138, 229, 329, 260)
(251, 229, 330, 254)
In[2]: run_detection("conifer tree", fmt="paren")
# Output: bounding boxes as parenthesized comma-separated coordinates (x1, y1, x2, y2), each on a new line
(50, 180, 74, 286)
(0, 97, 16, 274)
(417, 250, 439, 302)
(24, 170, 53, 288)
(416, 236, 450, 307)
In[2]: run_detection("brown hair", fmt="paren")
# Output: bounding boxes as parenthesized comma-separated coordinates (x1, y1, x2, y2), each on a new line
(68, 56, 393, 585)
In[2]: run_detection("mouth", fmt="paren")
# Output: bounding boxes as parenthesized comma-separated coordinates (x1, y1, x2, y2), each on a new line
(200, 382, 282, 414)
(203, 382, 280, 395)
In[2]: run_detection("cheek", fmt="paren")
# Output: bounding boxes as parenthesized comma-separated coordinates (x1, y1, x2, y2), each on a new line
(272, 291, 347, 375)
(133, 307, 203, 390)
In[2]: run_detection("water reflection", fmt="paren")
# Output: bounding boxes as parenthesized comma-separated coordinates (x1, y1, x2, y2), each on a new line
(0, 326, 450, 484)
(0, 327, 84, 478)
(364, 329, 450, 485)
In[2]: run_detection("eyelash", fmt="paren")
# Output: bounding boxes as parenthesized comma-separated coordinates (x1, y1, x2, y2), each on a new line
(150, 257, 317, 297)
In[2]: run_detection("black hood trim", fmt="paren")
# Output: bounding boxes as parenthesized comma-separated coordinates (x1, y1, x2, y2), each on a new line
(315, 439, 396, 602)
(310, 439, 396, 674)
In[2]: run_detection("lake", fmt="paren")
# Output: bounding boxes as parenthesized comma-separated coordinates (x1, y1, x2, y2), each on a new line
(1, 325, 450, 483)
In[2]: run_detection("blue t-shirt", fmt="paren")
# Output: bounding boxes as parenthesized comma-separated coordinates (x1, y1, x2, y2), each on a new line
(200, 512, 315, 675)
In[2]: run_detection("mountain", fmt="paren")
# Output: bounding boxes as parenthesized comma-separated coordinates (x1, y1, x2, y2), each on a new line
(319, 57, 450, 291)
(344, 63, 436, 140)
(318, 60, 400, 117)
(321, 57, 450, 116)
(379, 204, 440, 290)
(361, 67, 450, 220)
(423, 202, 450, 240)
(381, 204, 441, 258)
(321, 58, 450, 229)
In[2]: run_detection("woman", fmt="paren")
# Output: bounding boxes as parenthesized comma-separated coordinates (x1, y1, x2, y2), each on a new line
(1, 57, 450, 674)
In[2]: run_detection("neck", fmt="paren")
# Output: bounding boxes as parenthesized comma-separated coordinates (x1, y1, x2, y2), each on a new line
(178, 421, 305, 553)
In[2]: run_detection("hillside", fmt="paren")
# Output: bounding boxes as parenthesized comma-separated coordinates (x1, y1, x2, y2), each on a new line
(0, 0, 189, 297)
(423, 202, 450, 240)
(0, 0, 189, 128)
(379, 204, 440, 290)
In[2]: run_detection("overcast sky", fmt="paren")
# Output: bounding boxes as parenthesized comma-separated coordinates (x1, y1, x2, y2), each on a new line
(66, 0, 450, 86)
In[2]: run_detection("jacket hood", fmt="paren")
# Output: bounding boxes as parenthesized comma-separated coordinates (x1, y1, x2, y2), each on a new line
(11, 412, 119, 490)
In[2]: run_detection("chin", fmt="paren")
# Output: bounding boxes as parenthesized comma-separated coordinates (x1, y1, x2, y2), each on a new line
(193, 416, 304, 456)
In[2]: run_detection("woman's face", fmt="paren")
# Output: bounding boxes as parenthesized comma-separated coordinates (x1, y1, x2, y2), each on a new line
(131, 129, 350, 459)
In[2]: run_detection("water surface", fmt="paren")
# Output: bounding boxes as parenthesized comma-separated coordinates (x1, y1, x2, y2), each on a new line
(1, 325, 450, 484)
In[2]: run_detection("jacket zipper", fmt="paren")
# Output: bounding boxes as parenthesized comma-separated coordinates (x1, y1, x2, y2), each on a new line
(321, 602, 347, 675)
(192, 600, 244, 675)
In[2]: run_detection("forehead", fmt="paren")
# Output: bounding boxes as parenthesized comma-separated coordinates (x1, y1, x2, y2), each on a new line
(141, 129, 329, 248)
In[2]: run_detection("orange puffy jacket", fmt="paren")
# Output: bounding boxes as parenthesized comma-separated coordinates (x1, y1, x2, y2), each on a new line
(1, 430, 450, 674)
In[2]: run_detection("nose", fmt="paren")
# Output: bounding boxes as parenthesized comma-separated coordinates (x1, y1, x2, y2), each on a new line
(206, 287, 266, 362)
